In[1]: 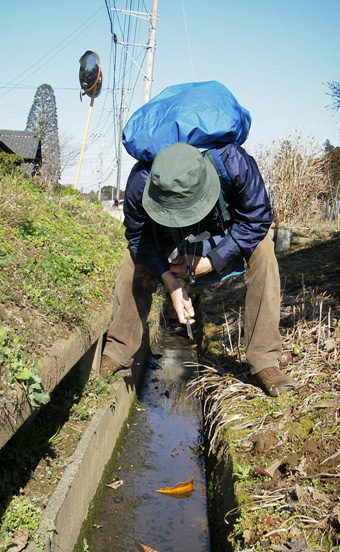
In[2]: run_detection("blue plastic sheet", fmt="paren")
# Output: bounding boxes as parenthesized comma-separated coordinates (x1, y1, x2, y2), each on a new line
(122, 81, 251, 162)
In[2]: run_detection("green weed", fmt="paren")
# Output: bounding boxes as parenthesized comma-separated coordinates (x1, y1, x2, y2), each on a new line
(0, 173, 126, 368)
(0, 327, 50, 407)
(0, 496, 42, 552)
(234, 463, 253, 482)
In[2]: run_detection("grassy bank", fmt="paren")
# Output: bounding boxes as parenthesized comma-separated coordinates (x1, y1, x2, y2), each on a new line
(0, 163, 128, 549)
(0, 168, 126, 348)
(0, 164, 127, 400)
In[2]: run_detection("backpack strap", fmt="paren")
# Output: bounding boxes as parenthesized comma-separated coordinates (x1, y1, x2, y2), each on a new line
(204, 148, 232, 187)
(203, 148, 231, 222)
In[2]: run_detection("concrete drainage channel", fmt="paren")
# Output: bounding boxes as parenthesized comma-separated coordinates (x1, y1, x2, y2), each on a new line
(26, 327, 151, 552)
(24, 307, 216, 552)
(74, 329, 209, 552)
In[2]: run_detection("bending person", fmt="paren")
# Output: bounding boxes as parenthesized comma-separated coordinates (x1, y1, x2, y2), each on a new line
(100, 142, 295, 397)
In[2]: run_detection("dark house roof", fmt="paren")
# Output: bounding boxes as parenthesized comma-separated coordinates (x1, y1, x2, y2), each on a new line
(0, 129, 42, 174)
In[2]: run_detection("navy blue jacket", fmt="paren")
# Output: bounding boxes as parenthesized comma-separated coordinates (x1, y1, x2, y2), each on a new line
(123, 143, 272, 280)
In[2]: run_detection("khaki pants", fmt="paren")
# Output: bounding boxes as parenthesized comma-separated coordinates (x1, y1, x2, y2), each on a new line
(103, 249, 159, 368)
(103, 232, 282, 374)
(244, 231, 282, 374)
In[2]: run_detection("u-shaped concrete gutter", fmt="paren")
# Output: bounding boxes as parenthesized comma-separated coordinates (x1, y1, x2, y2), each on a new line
(0, 297, 158, 552)
(26, 327, 154, 552)
(2, 294, 235, 552)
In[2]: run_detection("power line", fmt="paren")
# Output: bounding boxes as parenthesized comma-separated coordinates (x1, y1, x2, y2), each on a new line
(104, 0, 114, 35)
(0, 7, 106, 99)
(180, 0, 195, 81)
(106, 1, 148, 167)
(0, 84, 82, 91)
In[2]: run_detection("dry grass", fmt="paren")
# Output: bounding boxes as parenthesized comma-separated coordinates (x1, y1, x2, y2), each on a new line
(252, 131, 331, 224)
(186, 236, 340, 551)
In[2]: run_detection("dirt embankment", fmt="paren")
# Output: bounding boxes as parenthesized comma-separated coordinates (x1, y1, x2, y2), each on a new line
(197, 229, 340, 552)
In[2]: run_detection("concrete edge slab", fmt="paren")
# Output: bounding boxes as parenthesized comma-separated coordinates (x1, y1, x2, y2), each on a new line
(0, 302, 114, 450)
(26, 380, 133, 552)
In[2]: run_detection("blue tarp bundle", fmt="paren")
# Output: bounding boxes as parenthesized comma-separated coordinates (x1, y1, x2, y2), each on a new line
(122, 80, 251, 162)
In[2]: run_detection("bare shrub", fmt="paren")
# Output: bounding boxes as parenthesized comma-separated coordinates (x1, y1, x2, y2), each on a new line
(253, 130, 330, 224)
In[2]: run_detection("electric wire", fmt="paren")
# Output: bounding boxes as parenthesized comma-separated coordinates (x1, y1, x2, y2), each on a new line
(180, 0, 195, 81)
(102, 0, 149, 194)
(0, 7, 106, 99)
(0, 84, 82, 91)
(2, 1, 153, 193)
(104, 0, 114, 35)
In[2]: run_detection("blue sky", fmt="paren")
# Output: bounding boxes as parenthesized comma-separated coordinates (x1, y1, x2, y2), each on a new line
(1, 0, 339, 193)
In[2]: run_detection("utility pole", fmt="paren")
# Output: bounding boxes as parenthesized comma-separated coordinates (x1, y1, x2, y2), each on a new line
(113, 0, 159, 204)
(116, 88, 125, 204)
(142, 0, 159, 105)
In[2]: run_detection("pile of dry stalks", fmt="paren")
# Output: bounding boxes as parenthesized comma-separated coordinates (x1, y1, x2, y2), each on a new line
(253, 131, 331, 224)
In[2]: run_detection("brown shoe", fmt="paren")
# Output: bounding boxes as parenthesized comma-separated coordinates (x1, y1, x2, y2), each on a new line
(253, 366, 296, 397)
(100, 355, 130, 378)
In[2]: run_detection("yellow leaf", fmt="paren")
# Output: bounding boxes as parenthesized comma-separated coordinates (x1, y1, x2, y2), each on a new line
(137, 543, 158, 552)
(154, 476, 194, 495)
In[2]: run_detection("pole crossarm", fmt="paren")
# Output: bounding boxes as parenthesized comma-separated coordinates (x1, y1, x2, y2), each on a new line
(118, 41, 147, 47)
(112, 1, 159, 84)
(111, 7, 159, 24)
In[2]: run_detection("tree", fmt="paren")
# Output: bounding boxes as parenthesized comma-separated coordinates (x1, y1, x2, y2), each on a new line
(26, 83, 61, 185)
(59, 131, 80, 174)
(99, 185, 125, 202)
(327, 79, 340, 113)
(100, 185, 115, 201)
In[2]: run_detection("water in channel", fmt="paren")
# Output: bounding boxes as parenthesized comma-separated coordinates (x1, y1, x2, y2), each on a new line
(85, 329, 210, 552)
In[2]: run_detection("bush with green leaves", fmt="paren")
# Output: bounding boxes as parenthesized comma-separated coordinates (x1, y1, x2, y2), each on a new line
(0, 152, 24, 176)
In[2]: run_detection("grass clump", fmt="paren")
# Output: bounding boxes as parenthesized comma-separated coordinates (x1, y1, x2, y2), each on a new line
(0, 326, 49, 407)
